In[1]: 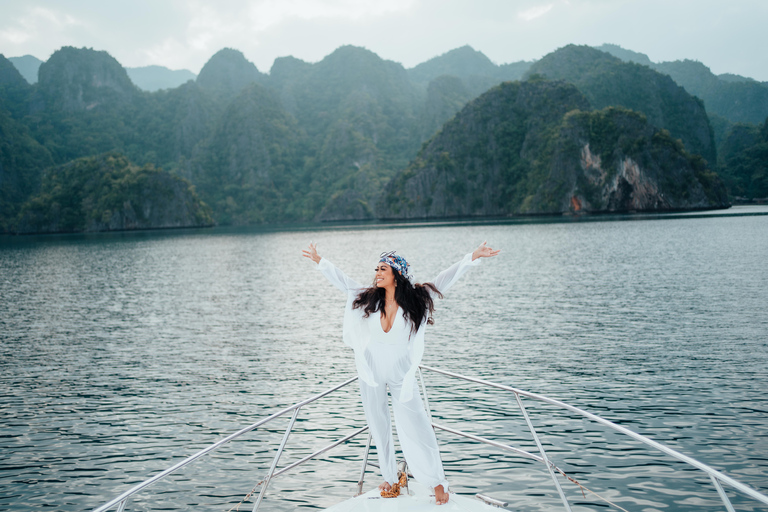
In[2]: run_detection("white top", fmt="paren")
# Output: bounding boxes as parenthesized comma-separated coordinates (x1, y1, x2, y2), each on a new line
(368, 308, 410, 345)
(316, 252, 480, 402)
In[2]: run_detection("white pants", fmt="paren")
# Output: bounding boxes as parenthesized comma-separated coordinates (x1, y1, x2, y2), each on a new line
(361, 342, 449, 491)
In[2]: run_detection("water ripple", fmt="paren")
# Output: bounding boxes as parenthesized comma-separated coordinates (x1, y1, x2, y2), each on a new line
(1, 212, 767, 511)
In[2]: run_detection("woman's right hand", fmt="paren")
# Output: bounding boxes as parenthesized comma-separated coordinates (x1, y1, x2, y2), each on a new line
(302, 242, 321, 264)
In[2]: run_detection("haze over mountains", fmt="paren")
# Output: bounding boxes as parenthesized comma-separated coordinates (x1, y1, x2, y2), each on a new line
(8, 54, 198, 92)
(1, 43, 766, 233)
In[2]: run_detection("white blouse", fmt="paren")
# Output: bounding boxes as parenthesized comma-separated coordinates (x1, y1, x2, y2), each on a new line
(316, 252, 480, 402)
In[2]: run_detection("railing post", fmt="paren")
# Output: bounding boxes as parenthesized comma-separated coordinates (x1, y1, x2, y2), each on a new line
(357, 432, 373, 495)
(710, 474, 736, 512)
(116, 499, 127, 512)
(252, 407, 300, 512)
(417, 368, 434, 423)
(514, 392, 572, 512)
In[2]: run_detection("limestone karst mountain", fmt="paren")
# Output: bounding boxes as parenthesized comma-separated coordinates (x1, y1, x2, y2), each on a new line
(35, 46, 139, 112)
(196, 48, 266, 98)
(0, 43, 743, 232)
(378, 81, 728, 219)
(597, 44, 768, 127)
(526, 45, 717, 166)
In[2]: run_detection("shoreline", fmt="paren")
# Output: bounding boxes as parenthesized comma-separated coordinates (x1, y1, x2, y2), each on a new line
(2, 204, 767, 243)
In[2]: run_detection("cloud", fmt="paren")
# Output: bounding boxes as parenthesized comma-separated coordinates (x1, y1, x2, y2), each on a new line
(0, 6, 84, 49)
(246, 0, 416, 31)
(1, 0, 767, 81)
(518, 4, 554, 21)
(29, 7, 81, 27)
(181, 0, 416, 48)
(150, 0, 418, 70)
(0, 27, 31, 44)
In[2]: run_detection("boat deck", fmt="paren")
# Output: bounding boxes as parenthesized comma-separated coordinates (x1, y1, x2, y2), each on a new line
(324, 481, 505, 512)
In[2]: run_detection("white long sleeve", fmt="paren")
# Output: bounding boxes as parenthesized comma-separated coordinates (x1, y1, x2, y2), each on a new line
(432, 252, 481, 294)
(317, 257, 363, 293)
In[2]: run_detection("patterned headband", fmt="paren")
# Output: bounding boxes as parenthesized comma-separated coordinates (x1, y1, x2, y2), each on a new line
(379, 251, 413, 282)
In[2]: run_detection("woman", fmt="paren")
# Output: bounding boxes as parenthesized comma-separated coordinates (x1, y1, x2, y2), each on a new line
(302, 241, 500, 504)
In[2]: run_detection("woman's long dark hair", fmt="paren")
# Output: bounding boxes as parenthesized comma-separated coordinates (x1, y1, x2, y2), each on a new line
(353, 269, 443, 335)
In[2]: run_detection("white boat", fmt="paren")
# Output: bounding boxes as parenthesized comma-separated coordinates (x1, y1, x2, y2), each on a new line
(92, 366, 768, 512)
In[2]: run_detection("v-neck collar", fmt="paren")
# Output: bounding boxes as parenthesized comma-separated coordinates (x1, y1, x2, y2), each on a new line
(379, 307, 399, 334)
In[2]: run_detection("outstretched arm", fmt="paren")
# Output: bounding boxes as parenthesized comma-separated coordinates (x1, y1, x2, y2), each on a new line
(303, 242, 363, 293)
(433, 241, 500, 294)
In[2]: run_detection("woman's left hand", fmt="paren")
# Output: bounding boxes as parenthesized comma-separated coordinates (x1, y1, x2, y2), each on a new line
(472, 241, 501, 261)
(302, 242, 322, 264)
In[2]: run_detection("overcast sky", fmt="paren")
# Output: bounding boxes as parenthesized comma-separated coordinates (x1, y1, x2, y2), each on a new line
(1, 0, 766, 81)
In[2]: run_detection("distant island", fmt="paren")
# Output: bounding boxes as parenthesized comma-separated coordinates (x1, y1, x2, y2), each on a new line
(1, 43, 766, 234)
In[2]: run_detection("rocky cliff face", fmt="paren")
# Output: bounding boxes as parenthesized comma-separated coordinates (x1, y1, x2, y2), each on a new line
(377, 80, 728, 219)
(36, 47, 139, 112)
(533, 108, 728, 213)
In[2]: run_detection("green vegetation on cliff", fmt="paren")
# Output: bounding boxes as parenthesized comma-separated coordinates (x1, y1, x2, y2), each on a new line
(595, 44, 768, 137)
(0, 44, 744, 232)
(0, 108, 54, 232)
(192, 84, 307, 224)
(544, 108, 726, 211)
(718, 118, 768, 199)
(36, 46, 139, 112)
(16, 153, 212, 233)
(527, 45, 716, 166)
(653, 60, 768, 126)
(408, 45, 531, 98)
(378, 80, 727, 219)
(0, 54, 33, 119)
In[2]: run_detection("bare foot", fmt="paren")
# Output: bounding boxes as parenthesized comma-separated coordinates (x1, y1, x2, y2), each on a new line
(435, 484, 449, 505)
(378, 481, 392, 493)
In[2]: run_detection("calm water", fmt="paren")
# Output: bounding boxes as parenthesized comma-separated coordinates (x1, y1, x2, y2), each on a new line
(2, 207, 768, 512)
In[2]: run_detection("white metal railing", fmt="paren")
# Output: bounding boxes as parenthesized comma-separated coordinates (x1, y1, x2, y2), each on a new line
(418, 365, 768, 512)
(92, 367, 768, 512)
(92, 375, 364, 512)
